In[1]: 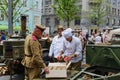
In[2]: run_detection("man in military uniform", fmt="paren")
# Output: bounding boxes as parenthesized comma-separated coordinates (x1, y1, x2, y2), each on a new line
(21, 24, 49, 80)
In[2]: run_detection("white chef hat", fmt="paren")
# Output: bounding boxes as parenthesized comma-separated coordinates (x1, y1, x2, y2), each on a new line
(62, 28, 73, 38)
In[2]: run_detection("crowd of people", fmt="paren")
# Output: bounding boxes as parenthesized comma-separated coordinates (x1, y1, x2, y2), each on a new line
(0, 30, 20, 44)
(87, 29, 111, 45)
(0, 24, 112, 80)
(72, 29, 111, 46)
(20, 24, 113, 80)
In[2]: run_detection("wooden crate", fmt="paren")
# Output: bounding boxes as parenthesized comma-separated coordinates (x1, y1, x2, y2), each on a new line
(46, 63, 67, 79)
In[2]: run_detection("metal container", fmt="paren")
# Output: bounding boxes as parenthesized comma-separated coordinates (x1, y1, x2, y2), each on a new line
(86, 44, 120, 68)
(39, 38, 51, 49)
(70, 44, 120, 80)
(12, 46, 24, 59)
(3, 40, 24, 58)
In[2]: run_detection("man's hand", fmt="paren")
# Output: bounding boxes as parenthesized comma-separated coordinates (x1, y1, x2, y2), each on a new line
(44, 67, 49, 74)
(57, 55, 62, 61)
(64, 56, 71, 62)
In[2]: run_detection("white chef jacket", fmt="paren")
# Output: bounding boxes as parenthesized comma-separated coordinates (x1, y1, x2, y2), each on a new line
(62, 36, 82, 63)
(95, 36, 102, 44)
(49, 35, 65, 58)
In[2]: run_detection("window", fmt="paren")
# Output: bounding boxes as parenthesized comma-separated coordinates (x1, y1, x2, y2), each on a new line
(106, 17, 109, 26)
(46, 18, 50, 27)
(91, 29, 93, 35)
(118, 9, 119, 15)
(54, 8, 56, 13)
(34, 16, 39, 24)
(95, 29, 97, 34)
(114, 8, 116, 15)
(112, 0, 117, 6)
(118, 1, 120, 7)
(49, 8, 51, 13)
(119, 20, 120, 26)
(106, 6, 111, 14)
(112, 8, 117, 15)
(49, 0, 52, 4)
(74, 19, 80, 25)
(23, 0, 27, 7)
(112, 19, 115, 25)
(45, 1, 49, 5)
(91, 17, 97, 25)
(112, 8, 114, 14)
(113, 19, 115, 25)
(54, 18, 59, 26)
(45, 0, 51, 5)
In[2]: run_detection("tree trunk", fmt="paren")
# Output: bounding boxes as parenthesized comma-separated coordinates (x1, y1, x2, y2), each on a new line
(8, 0, 13, 35)
(67, 18, 70, 28)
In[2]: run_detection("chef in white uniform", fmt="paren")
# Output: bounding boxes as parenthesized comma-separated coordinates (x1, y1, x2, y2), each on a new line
(59, 28, 82, 71)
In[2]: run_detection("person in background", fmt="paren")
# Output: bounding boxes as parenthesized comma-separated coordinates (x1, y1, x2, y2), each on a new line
(42, 32, 49, 39)
(0, 32, 2, 44)
(88, 32, 95, 44)
(94, 34, 102, 45)
(0, 31, 6, 44)
(1, 31, 6, 40)
(85, 32, 89, 42)
(49, 25, 65, 62)
(6, 33, 12, 40)
(21, 24, 49, 80)
(103, 30, 111, 44)
(79, 31, 87, 54)
(12, 31, 19, 37)
(58, 28, 82, 71)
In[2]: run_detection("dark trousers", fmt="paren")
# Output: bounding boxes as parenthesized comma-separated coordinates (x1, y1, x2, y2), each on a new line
(67, 60, 81, 71)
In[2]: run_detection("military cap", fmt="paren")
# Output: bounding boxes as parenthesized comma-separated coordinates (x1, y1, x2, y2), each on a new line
(35, 24, 46, 30)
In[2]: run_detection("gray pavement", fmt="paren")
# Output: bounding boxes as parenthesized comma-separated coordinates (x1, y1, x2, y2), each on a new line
(0, 75, 10, 80)
(0, 74, 24, 80)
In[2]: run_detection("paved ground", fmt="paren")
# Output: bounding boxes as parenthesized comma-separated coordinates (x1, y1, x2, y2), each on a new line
(0, 74, 24, 80)
(0, 75, 10, 80)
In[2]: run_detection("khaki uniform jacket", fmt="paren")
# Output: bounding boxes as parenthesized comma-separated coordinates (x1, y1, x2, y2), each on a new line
(21, 34, 46, 68)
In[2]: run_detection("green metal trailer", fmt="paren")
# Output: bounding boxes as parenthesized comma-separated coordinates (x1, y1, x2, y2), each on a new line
(70, 44, 120, 80)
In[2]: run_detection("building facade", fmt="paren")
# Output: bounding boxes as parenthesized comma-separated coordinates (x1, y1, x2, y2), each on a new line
(42, 0, 120, 34)
(82, 0, 120, 33)
(41, 0, 58, 34)
(0, 0, 42, 31)
(41, 0, 82, 34)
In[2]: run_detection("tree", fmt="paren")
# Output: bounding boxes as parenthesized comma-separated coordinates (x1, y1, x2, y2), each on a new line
(52, 0, 80, 27)
(0, 0, 34, 25)
(87, 0, 111, 27)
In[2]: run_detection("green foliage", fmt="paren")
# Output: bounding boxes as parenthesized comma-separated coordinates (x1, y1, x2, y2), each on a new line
(0, 0, 34, 24)
(0, 25, 21, 31)
(52, 0, 80, 27)
(87, 0, 111, 26)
